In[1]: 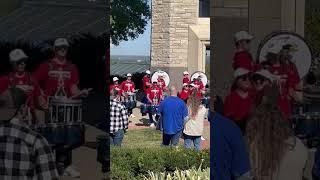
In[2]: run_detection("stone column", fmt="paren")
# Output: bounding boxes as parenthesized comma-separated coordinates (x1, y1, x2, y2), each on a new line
(151, 0, 198, 89)
(210, 0, 248, 98)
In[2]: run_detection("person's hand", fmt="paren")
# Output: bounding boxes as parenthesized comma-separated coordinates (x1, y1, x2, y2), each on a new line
(80, 89, 89, 97)
(38, 96, 48, 110)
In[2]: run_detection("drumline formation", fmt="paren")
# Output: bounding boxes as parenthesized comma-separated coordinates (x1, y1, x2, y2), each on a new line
(110, 69, 210, 124)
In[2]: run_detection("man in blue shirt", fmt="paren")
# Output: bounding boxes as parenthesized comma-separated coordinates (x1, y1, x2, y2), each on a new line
(158, 86, 188, 146)
(209, 108, 252, 180)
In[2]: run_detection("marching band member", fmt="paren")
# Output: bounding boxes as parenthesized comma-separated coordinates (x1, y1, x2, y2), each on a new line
(32, 38, 88, 178)
(233, 31, 261, 72)
(183, 71, 190, 84)
(0, 49, 41, 122)
(251, 69, 274, 106)
(158, 74, 167, 92)
(223, 68, 255, 135)
(146, 80, 163, 128)
(179, 83, 191, 102)
(120, 73, 136, 118)
(110, 77, 122, 97)
(143, 70, 152, 93)
(193, 75, 205, 98)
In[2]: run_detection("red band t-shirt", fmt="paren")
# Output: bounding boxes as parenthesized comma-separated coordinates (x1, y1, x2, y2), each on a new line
(120, 80, 135, 93)
(146, 86, 162, 104)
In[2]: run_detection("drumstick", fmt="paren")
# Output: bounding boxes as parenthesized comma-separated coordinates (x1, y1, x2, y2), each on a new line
(70, 88, 93, 99)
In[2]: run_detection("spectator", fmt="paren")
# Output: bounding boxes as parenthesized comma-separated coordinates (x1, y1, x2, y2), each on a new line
(209, 103, 252, 180)
(110, 92, 129, 146)
(158, 86, 188, 147)
(183, 91, 207, 151)
(246, 85, 308, 180)
(0, 91, 59, 179)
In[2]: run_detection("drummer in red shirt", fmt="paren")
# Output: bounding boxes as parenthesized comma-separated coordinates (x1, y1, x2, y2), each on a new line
(193, 75, 205, 98)
(110, 77, 122, 97)
(120, 73, 136, 117)
(32, 38, 88, 177)
(33, 38, 89, 109)
(0, 49, 41, 121)
(251, 69, 274, 106)
(157, 74, 167, 92)
(183, 71, 190, 84)
(233, 31, 261, 72)
(143, 70, 152, 93)
(146, 80, 163, 128)
(223, 68, 255, 135)
(179, 83, 191, 102)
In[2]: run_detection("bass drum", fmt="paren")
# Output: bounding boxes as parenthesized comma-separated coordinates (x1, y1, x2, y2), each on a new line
(256, 31, 312, 79)
(151, 70, 170, 87)
(191, 71, 208, 86)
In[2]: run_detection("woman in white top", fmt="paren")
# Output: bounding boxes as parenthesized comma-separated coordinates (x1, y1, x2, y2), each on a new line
(245, 84, 308, 180)
(183, 91, 207, 151)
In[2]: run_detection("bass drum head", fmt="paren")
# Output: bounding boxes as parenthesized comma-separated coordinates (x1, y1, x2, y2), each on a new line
(257, 31, 312, 79)
(151, 70, 170, 87)
(191, 71, 208, 86)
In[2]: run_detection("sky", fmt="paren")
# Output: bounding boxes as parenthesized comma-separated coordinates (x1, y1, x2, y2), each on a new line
(110, 1, 151, 56)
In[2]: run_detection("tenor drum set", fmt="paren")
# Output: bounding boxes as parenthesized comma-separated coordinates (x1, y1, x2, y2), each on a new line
(191, 71, 210, 108)
(122, 91, 137, 110)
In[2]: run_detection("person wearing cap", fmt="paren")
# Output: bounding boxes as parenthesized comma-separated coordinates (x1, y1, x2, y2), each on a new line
(110, 77, 122, 97)
(179, 83, 191, 103)
(223, 68, 255, 135)
(251, 69, 274, 106)
(0, 49, 42, 122)
(146, 80, 163, 127)
(32, 38, 87, 178)
(233, 31, 261, 72)
(120, 73, 136, 117)
(143, 70, 152, 93)
(193, 75, 205, 98)
(183, 71, 190, 84)
(157, 74, 167, 92)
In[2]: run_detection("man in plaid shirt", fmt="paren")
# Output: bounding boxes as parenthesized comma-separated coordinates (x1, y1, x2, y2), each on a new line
(0, 89, 59, 179)
(110, 93, 129, 146)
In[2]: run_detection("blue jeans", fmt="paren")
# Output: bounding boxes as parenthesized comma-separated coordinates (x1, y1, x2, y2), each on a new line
(183, 134, 201, 151)
(96, 134, 109, 173)
(110, 129, 124, 146)
(161, 130, 182, 147)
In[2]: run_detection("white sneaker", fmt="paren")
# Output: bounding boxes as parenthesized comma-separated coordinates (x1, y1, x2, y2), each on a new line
(130, 114, 136, 118)
(63, 165, 80, 178)
(201, 136, 206, 141)
(149, 123, 155, 128)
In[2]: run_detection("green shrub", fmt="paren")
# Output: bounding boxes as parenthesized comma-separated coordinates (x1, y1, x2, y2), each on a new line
(110, 147, 210, 179)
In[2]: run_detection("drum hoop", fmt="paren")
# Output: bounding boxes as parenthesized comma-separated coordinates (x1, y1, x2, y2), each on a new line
(256, 30, 313, 78)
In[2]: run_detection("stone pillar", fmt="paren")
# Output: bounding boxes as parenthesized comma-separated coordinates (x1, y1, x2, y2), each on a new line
(151, 0, 198, 89)
(210, 0, 248, 98)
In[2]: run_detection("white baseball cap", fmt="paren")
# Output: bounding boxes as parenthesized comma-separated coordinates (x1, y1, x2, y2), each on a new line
(152, 79, 158, 83)
(183, 83, 188, 86)
(54, 38, 69, 47)
(183, 71, 189, 75)
(255, 70, 274, 81)
(190, 83, 196, 87)
(127, 73, 132, 77)
(234, 31, 254, 42)
(9, 49, 28, 62)
(146, 70, 151, 74)
(234, 68, 250, 78)
(113, 77, 119, 82)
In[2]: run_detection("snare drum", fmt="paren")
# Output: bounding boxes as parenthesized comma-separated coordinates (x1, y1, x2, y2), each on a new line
(148, 104, 159, 115)
(35, 98, 85, 146)
(140, 104, 148, 116)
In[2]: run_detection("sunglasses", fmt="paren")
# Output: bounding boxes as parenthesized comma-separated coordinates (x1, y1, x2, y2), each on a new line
(16, 59, 27, 65)
(238, 75, 250, 81)
(56, 46, 68, 51)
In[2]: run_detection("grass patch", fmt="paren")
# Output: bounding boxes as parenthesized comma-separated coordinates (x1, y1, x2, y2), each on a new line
(122, 129, 162, 148)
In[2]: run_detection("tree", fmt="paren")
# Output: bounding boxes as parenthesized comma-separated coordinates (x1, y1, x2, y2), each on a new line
(110, 0, 151, 46)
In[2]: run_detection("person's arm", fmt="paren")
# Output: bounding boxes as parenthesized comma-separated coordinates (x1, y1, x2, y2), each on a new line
(121, 106, 129, 132)
(182, 103, 189, 124)
(34, 136, 59, 180)
(147, 93, 152, 103)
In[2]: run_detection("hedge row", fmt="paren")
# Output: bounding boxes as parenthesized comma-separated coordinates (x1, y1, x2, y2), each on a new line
(110, 147, 210, 180)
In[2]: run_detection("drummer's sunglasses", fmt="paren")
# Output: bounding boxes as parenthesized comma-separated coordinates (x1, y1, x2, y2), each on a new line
(16, 58, 27, 65)
(56, 46, 69, 51)
(238, 74, 251, 81)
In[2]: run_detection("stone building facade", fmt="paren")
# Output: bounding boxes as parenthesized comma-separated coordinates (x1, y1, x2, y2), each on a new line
(151, 0, 210, 88)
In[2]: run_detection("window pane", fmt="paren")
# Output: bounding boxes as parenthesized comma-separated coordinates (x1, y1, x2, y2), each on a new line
(199, 0, 210, 17)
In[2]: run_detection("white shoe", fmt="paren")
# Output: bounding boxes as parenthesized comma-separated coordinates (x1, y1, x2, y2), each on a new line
(63, 165, 80, 178)
(149, 123, 155, 128)
(130, 114, 136, 118)
(201, 136, 206, 141)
